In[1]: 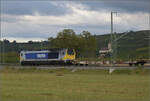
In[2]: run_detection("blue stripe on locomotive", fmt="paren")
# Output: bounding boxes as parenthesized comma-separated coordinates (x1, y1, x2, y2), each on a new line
(25, 53, 49, 59)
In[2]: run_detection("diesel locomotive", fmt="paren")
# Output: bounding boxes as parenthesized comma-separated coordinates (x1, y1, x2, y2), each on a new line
(20, 48, 76, 65)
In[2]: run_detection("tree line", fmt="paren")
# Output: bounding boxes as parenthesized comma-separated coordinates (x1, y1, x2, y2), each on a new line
(48, 29, 97, 58)
(0, 29, 97, 61)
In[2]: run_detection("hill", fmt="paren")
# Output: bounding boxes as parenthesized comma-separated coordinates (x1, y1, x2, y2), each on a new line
(96, 30, 150, 60)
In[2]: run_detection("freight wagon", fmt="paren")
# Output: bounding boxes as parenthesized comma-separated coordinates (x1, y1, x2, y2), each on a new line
(128, 59, 147, 66)
(20, 48, 76, 65)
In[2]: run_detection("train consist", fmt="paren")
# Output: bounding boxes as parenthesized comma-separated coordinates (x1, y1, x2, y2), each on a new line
(128, 60, 147, 66)
(20, 48, 76, 65)
(20, 48, 149, 67)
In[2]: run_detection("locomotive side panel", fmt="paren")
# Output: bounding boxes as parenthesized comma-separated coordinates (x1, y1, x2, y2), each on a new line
(20, 49, 76, 65)
(25, 53, 48, 60)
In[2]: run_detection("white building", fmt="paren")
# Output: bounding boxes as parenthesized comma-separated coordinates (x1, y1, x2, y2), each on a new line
(99, 43, 112, 57)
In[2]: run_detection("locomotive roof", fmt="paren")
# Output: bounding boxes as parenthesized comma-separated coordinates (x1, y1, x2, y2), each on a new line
(20, 48, 71, 52)
(48, 48, 67, 51)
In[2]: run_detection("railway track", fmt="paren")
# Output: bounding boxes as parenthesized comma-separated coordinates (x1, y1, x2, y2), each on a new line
(0, 64, 150, 69)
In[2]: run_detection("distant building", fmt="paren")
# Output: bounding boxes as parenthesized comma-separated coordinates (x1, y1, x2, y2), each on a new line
(99, 43, 112, 57)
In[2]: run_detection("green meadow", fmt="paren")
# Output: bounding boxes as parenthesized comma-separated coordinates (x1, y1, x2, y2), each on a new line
(0, 67, 150, 101)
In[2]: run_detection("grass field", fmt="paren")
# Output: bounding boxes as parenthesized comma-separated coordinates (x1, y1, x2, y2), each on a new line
(0, 67, 150, 101)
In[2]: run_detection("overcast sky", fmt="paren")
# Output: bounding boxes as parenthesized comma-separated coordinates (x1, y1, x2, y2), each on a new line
(1, 0, 150, 42)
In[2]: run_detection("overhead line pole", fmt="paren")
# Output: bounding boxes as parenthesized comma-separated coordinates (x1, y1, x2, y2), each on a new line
(0, 32, 1, 64)
(110, 11, 117, 66)
(109, 11, 117, 74)
(149, 10, 150, 60)
(110, 12, 113, 66)
(2, 34, 4, 64)
(0, 0, 1, 64)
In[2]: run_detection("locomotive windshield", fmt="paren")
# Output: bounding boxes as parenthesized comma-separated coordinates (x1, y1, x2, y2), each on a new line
(67, 49, 74, 55)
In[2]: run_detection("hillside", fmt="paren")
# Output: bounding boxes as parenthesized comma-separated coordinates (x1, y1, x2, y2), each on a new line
(96, 30, 150, 59)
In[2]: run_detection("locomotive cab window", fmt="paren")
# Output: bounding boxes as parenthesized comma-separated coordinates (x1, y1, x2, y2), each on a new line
(62, 52, 65, 55)
(67, 49, 74, 55)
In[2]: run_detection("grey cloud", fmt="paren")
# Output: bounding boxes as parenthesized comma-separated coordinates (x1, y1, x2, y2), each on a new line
(2, 0, 149, 17)
(1, 15, 23, 23)
(81, 0, 150, 13)
(6, 32, 50, 38)
(1, 1, 71, 16)
(1, 0, 149, 42)
(101, 0, 150, 13)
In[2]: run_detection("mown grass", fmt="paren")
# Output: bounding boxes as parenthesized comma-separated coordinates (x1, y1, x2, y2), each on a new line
(0, 67, 150, 101)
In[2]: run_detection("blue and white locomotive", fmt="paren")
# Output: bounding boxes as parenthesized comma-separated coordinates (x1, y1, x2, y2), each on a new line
(20, 48, 76, 65)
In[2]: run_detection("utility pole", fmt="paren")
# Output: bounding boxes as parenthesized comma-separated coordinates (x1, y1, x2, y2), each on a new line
(0, 0, 2, 64)
(0, 0, 1, 64)
(109, 11, 117, 74)
(110, 11, 117, 66)
(0, 32, 1, 64)
(1, 33, 4, 64)
(0, 33, 4, 64)
(149, 11, 150, 60)
(3, 37, 5, 64)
